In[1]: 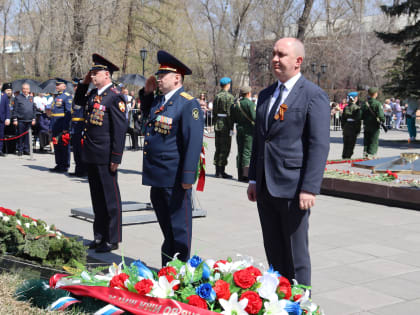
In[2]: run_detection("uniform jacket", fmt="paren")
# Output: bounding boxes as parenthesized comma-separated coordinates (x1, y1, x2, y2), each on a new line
(341, 101, 362, 130)
(71, 98, 85, 135)
(0, 92, 10, 122)
(249, 75, 330, 198)
(139, 87, 204, 187)
(11, 94, 36, 121)
(51, 91, 72, 136)
(74, 83, 127, 165)
(213, 90, 234, 132)
(230, 97, 256, 134)
(362, 97, 385, 131)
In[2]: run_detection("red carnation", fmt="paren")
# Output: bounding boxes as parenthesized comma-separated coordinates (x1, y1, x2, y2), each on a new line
(163, 274, 179, 290)
(0, 207, 15, 216)
(213, 260, 228, 271)
(277, 276, 292, 300)
(233, 268, 256, 289)
(245, 266, 262, 278)
(240, 291, 262, 314)
(158, 266, 177, 277)
(213, 280, 231, 300)
(109, 273, 129, 289)
(134, 279, 153, 295)
(187, 295, 208, 309)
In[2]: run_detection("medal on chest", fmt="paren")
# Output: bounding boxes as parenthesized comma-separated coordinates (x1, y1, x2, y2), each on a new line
(89, 96, 105, 126)
(154, 115, 173, 135)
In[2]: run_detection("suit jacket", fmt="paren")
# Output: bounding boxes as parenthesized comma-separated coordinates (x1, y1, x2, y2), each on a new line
(74, 83, 127, 165)
(0, 92, 10, 122)
(249, 75, 330, 198)
(139, 87, 204, 187)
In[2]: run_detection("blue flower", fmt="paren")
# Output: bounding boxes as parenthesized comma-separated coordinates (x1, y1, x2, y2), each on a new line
(267, 265, 281, 277)
(196, 283, 216, 302)
(202, 263, 210, 280)
(188, 255, 203, 268)
(132, 260, 154, 279)
(283, 300, 302, 315)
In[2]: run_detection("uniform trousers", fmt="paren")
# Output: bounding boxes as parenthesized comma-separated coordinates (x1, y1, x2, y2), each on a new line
(257, 176, 311, 286)
(407, 115, 417, 139)
(235, 129, 253, 169)
(17, 121, 31, 153)
(54, 142, 70, 170)
(87, 163, 122, 244)
(71, 130, 86, 175)
(214, 130, 232, 166)
(342, 123, 360, 159)
(150, 185, 192, 266)
(363, 128, 380, 157)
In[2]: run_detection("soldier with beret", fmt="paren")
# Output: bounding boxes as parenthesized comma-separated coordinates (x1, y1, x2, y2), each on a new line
(49, 78, 72, 172)
(12, 83, 36, 156)
(69, 78, 87, 177)
(361, 87, 385, 159)
(213, 77, 234, 178)
(74, 54, 127, 253)
(139, 50, 204, 266)
(341, 91, 362, 159)
(230, 85, 256, 181)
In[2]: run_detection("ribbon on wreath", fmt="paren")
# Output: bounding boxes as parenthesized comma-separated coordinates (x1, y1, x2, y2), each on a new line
(196, 145, 206, 192)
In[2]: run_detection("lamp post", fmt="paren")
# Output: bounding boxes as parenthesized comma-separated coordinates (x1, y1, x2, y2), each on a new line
(311, 62, 327, 87)
(140, 48, 148, 76)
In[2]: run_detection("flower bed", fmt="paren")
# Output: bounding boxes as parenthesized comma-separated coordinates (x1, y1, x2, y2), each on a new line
(0, 206, 86, 268)
(49, 255, 324, 314)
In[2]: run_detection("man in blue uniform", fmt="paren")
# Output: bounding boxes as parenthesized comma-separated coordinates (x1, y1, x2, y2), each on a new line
(0, 82, 10, 156)
(12, 83, 36, 156)
(50, 78, 72, 173)
(139, 50, 204, 266)
(69, 78, 87, 177)
(74, 54, 127, 253)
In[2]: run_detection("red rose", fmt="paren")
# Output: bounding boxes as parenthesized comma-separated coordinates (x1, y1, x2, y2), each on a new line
(233, 269, 256, 289)
(213, 280, 231, 300)
(240, 291, 262, 314)
(213, 260, 228, 271)
(277, 276, 292, 300)
(0, 207, 15, 216)
(109, 273, 129, 289)
(245, 266, 262, 278)
(158, 266, 177, 277)
(187, 295, 208, 309)
(293, 294, 302, 301)
(163, 274, 179, 290)
(134, 279, 153, 295)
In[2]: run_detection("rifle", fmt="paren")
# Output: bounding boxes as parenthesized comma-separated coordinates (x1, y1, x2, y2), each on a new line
(365, 101, 388, 133)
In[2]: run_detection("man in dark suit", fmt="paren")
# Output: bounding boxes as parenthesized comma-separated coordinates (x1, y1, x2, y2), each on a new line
(74, 54, 127, 253)
(139, 50, 204, 266)
(247, 38, 330, 286)
(0, 82, 10, 156)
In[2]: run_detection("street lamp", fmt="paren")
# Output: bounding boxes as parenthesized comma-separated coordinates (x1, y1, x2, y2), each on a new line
(140, 48, 148, 76)
(311, 62, 327, 87)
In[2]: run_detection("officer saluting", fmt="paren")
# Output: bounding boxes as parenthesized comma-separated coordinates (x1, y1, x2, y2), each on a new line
(74, 54, 127, 253)
(139, 50, 204, 266)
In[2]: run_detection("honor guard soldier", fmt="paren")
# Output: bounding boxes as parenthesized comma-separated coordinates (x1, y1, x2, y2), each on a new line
(69, 78, 87, 177)
(50, 78, 72, 172)
(341, 92, 362, 159)
(139, 50, 204, 266)
(74, 54, 127, 253)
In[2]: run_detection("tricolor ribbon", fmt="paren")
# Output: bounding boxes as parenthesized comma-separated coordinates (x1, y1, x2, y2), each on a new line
(94, 304, 125, 315)
(196, 145, 206, 192)
(48, 296, 80, 311)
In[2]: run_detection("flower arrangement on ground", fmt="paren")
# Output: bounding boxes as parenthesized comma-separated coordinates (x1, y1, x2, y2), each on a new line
(51, 254, 324, 314)
(0, 206, 86, 267)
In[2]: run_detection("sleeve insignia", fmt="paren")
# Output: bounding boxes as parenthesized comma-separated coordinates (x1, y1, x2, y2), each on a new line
(119, 101, 125, 112)
(192, 108, 199, 120)
(180, 92, 194, 100)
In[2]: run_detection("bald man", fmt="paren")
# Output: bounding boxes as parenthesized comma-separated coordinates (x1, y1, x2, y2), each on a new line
(247, 38, 330, 286)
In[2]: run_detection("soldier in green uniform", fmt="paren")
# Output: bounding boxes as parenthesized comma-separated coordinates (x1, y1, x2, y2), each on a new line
(341, 91, 362, 159)
(230, 85, 256, 182)
(213, 77, 234, 178)
(361, 87, 385, 159)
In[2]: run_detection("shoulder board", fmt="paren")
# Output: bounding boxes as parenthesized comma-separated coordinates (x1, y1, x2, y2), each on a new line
(64, 92, 71, 96)
(110, 87, 120, 94)
(180, 92, 194, 100)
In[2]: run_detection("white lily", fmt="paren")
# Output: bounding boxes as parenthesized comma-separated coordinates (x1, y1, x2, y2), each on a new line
(219, 292, 249, 315)
(2, 216, 10, 222)
(263, 296, 288, 315)
(150, 276, 179, 298)
(257, 272, 279, 299)
(215, 260, 244, 274)
(93, 262, 123, 282)
(299, 290, 318, 313)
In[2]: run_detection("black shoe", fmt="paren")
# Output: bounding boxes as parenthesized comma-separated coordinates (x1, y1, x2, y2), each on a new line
(87, 239, 103, 249)
(95, 242, 118, 253)
(238, 176, 248, 183)
(215, 166, 222, 178)
(69, 172, 87, 177)
(49, 167, 67, 173)
(23, 151, 30, 155)
(0, 152, 5, 157)
(220, 167, 233, 179)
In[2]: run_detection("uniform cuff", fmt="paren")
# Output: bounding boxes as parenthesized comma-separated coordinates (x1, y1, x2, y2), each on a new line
(111, 152, 122, 164)
(182, 170, 196, 185)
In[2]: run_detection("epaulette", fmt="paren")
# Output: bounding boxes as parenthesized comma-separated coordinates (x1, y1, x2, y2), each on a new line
(64, 92, 71, 96)
(110, 87, 120, 94)
(180, 92, 194, 100)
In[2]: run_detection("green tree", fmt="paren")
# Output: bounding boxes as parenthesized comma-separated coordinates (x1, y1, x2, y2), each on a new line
(376, 0, 420, 97)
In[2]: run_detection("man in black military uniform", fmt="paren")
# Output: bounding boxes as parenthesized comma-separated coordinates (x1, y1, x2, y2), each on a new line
(2, 83, 16, 154)
(139, 50, 204, 266)
(12, 83, 36, 156)
(50, 78, 72, 172)
(69, 78, 87, 177)
(74, 54, 127, 253)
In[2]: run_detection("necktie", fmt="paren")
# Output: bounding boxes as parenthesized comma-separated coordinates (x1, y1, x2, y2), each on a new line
(267, 84, 284, 129)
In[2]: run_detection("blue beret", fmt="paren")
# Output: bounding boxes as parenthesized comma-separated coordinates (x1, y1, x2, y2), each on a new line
(220, 77, 231, 86)
(347, 92, 358, 98)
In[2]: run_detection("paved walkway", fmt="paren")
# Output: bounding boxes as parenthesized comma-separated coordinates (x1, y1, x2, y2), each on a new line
(1, 128, 420, 314)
